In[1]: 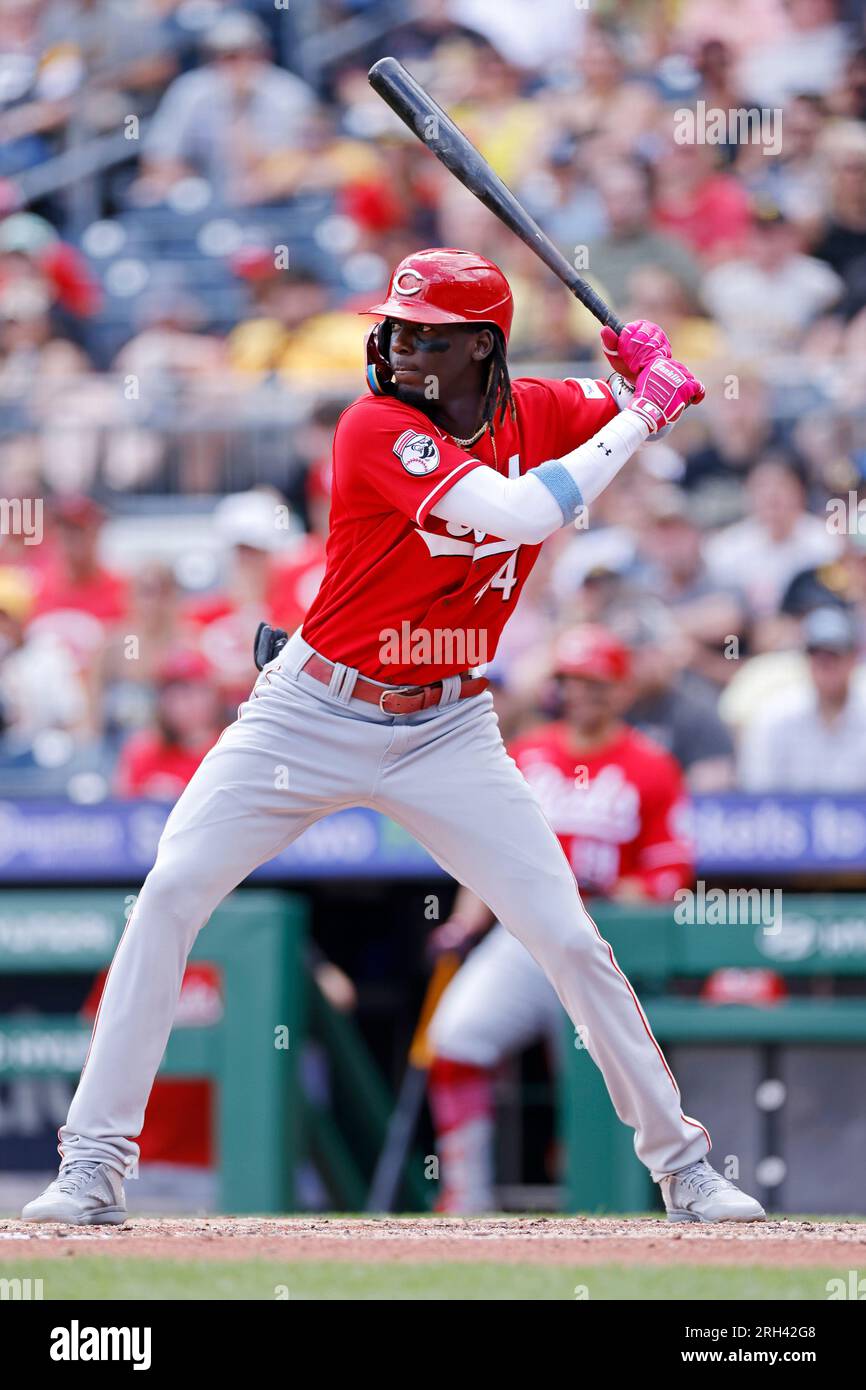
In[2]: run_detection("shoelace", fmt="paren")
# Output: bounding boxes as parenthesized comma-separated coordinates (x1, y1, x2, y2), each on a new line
(55, 1161, 101, 1194)
(677, 1162, 732, 1198)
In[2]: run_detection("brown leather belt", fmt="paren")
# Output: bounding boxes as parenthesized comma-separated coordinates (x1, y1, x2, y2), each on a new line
(301, 653, 488, 715)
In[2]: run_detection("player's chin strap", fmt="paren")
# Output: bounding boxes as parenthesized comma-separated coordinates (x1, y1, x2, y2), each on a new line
(365, 322, 398, 397)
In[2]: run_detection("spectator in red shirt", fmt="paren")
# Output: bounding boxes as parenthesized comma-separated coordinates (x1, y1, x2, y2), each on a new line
(184, 489, 314, 700)
(34, 496, 128, 626)
(653, 140, 752, 262)
(115, 650, 223, 799)
(0, 213, 101, 319)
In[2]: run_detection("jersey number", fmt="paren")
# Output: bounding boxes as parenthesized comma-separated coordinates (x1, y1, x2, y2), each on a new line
(472, 453, 522, 603)
(487, 552, 519, 601)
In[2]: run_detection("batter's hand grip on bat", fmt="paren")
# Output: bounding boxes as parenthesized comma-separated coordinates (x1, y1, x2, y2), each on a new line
(368, 56, 624, 335)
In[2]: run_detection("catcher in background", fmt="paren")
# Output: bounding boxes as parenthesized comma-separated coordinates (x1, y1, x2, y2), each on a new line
(428, 625, 694, 1213)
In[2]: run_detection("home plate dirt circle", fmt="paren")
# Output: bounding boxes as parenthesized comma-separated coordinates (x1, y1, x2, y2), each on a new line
(1, 1217, 863, 1266)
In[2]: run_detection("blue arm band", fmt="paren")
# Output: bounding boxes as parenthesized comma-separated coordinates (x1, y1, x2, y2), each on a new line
(533, 459, 585, 526)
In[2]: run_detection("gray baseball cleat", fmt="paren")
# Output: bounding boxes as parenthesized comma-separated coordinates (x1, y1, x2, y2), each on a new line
(660, 1158, 766, 1223)
(22, 1160, 127, 1225)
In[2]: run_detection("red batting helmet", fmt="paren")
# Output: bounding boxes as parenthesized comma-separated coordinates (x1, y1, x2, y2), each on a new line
(361, 248, 514, 341)
(553, 626, 631, 684)
(361, 248, 513, 396)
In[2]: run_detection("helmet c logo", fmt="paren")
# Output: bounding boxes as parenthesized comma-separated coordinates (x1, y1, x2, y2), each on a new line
(393, 268, 423, 297)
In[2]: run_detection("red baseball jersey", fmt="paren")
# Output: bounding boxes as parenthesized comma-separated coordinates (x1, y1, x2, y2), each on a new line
(301, 376, 617, 682)
(509, 721, 693, 899)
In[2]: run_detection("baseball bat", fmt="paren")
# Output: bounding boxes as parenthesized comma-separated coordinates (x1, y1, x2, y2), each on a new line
(368, 56, 624, 335)
(366, 951, 461, 1213)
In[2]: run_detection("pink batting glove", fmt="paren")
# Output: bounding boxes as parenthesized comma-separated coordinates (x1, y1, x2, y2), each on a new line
(600, 319, 673, 381)
(629, 357, 706, 434)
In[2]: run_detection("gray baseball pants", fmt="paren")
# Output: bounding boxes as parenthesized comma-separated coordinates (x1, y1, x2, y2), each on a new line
(60, 631, 710, 1181)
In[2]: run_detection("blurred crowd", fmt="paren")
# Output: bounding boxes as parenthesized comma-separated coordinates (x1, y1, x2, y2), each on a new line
(0, 0, 866, 798)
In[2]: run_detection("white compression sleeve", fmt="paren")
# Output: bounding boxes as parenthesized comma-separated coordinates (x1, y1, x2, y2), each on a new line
(430, 466, 562, 544)
(430, 408, 650, 545)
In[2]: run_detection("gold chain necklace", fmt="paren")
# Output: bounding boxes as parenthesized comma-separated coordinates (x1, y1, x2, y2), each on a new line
(450, 421, 498, 468)
(449, 357, 499, 453)
(451, 421, 487, 448)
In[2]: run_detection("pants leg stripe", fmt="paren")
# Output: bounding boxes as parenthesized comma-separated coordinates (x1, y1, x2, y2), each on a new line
(581, 895, 712, 1155)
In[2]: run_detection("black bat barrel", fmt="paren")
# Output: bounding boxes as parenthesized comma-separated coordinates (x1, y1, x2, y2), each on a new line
(368, 57, 623, 335)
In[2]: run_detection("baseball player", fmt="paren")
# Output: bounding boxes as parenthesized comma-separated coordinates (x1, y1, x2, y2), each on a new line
(427, 625, 695, 1213)
(24, 248, 763, 1224)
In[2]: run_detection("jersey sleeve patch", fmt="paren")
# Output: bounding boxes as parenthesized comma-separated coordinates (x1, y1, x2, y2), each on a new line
(393, 429, 440, 476)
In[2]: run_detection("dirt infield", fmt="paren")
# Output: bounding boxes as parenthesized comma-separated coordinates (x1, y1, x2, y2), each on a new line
(1, 1216, 863, 1266)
